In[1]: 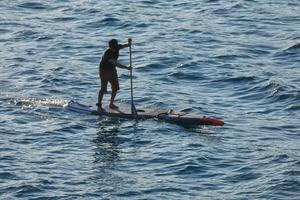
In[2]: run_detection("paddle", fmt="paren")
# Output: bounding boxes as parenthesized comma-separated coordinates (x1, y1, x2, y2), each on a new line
(129, 38, 138, 119)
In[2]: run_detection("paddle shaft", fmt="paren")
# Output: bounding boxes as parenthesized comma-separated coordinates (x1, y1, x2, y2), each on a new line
(129, 41, 137, 118)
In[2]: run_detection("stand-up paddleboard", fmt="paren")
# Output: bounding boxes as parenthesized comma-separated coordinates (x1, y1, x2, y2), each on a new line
(65, 101, 224, 126)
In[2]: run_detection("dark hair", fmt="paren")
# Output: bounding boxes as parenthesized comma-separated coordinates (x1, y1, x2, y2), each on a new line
(109, 39, 118, 48)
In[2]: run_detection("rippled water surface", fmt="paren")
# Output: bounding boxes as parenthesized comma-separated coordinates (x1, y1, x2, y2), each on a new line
(1, 0, 300, 199)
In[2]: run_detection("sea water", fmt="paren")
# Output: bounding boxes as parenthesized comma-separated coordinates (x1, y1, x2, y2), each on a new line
(0, 0, 299, 199)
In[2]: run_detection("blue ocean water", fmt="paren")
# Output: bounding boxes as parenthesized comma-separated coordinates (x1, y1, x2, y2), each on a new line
(1, 0, 300, 199)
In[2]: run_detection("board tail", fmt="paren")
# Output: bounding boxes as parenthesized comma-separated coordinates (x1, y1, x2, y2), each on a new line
(66, 101, 92, 114)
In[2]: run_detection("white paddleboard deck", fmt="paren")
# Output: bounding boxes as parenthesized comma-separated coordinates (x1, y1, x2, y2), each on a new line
(65, 100, 183, 116)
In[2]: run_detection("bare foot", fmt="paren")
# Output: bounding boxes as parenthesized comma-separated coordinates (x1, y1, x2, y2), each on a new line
(97, 107, 106, 113)
(109, 104, 119, 109)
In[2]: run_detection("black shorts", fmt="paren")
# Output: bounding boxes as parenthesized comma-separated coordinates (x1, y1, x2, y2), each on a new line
(100, 69, 120, 92)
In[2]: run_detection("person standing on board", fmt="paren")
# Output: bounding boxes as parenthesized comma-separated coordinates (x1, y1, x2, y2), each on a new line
(97, 38, 132, 112)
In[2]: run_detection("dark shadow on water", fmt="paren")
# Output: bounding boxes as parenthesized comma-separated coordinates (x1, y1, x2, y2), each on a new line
(92, 119, 122, 167)
(92, 118, 138, 168)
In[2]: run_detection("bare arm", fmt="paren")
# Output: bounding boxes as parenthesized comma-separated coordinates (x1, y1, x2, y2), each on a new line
(108, 58, 131, 70)
(119, 38, 132, 49)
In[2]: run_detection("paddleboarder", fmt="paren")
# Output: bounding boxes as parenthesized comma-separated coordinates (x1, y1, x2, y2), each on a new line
(97, 38, 132, 112)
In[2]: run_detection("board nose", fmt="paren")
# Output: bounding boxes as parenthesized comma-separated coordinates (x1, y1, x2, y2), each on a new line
(211, 118, 225, 126)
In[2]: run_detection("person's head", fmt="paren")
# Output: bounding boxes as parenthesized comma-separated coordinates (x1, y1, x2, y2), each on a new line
(109, 39, 118, 50)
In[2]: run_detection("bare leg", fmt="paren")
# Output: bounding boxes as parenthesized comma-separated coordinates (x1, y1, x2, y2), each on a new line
(109, 70, 119, 109)
(97, 88, 105, 111)
(109, 89, 117, 108)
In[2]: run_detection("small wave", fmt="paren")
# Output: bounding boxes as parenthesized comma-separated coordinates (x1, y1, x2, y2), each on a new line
(36, 36, 54, 41)
(141, 0, 158, 5)
(206, 0, 219, 2)
(264, 79, 283, 91)
(268, 92, 300, 104)
(0, 29, 10, 34)
(228, 77, 300, 108)
(264, 80, 300, 102)
(238, 79, 282, 96)
(241, 47, 271, 56)
(212, 2, 245, 16)
(52, 17, 76, 22)
(0, 172, 20, 180)
(83, 17, 120, 29)
(213, 54, 251, 60)
(136, 23, 150, 28)
(286, 104, 300, 111)
(101, 17, 120, 23)
(216, 76, 257, 83)
(0, 22, 34, 30)
(16, 184, 43, 195)
(285, 42, 300, 51)
(87, 8, 100, 14)
(161, 159, 205, 176)
(14, 30, 39, 41)
(6, 57, 28, 63)
(275, 41, 300, 59)
(168, 71, 203, 81)
(266, 179, 299, 198)
(18, 2, 48, 10)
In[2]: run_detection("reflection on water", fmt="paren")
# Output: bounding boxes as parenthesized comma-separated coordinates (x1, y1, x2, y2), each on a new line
(93, 119, 123, 168)
(15, 98, 68, 107)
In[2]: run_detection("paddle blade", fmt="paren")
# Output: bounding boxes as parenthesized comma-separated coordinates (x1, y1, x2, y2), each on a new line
(131, 103, 138, 119)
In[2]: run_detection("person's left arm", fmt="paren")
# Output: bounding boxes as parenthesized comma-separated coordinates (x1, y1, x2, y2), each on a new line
(119, 38, 132, 49)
